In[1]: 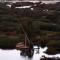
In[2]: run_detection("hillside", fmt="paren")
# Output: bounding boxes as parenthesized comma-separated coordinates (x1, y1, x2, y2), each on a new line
(0, 2, 60, 53)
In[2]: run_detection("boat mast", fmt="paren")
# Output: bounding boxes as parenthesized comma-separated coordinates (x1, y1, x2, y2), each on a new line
(18, 0, 33, 46)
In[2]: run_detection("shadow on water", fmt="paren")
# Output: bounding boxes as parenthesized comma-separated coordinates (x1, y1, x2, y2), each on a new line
(19, 46, 48, 59)
(19, 46, 60, 60)
(20, 48, 34, 58)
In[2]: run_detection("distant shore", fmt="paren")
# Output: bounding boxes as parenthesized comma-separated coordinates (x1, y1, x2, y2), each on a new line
(1, 1, 60, 4)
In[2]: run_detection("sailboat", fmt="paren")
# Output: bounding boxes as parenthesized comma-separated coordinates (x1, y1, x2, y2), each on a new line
(15, 17, 34, 57)
(16, 33, 34, 57)
(15, 1, 34, 57)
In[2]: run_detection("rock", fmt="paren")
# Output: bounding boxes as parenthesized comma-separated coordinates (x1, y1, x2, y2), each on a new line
(41, 56, 60, 60)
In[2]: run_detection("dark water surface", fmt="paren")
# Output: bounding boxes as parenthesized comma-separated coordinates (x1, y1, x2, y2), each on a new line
(0, 46, 60, 60)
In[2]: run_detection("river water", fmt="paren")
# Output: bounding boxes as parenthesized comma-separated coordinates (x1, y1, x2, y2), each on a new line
(0, 46, 60, 60)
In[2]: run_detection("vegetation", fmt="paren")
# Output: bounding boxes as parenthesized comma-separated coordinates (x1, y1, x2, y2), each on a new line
(0, 2, 60, 53)
(0, 37, 20, 49)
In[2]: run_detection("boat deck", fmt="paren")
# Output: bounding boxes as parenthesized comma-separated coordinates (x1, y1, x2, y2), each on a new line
(16, 42, 29, 50)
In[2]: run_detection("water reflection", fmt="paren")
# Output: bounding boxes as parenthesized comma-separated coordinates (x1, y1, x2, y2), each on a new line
(0, 47, 60, 60)
(20, 48, 34, 58)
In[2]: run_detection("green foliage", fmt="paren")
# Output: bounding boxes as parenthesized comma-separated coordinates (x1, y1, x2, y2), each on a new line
(0, 2, 60, 49)
(47, 40, 60, 47)
(0, 37, 21, 48)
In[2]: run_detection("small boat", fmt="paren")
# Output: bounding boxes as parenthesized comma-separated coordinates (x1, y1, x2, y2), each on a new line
(16, 42, 34, 57)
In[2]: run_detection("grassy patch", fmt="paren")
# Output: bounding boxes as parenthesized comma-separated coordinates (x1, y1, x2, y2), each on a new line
(0, 37, 22, 49)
